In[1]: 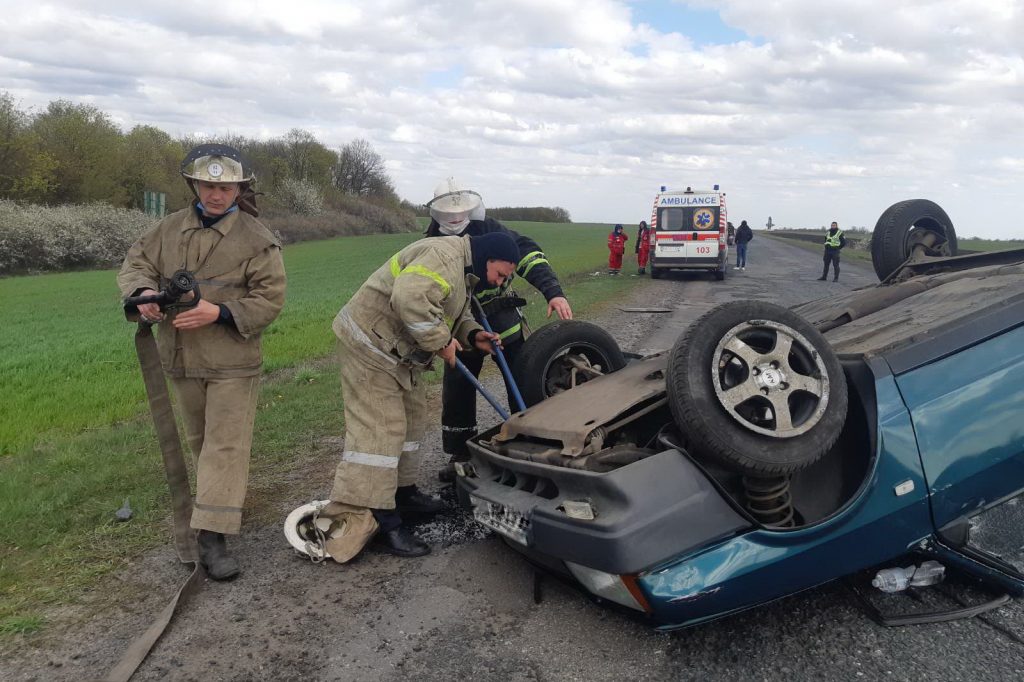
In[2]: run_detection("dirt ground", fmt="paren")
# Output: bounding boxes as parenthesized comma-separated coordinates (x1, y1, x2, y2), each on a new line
(7, 238, 1024, 681)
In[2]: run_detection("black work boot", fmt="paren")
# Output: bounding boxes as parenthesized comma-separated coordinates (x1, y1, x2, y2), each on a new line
(197, 530, 240, 580)
(370, 509, 430, 557)
(395, 485, 444, 515)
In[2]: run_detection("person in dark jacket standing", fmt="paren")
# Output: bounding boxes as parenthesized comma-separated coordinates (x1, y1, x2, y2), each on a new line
(818, 221, 847, 281)
(424, 178, 572, 481)
(735, 220, 753, 270)
(635, 220, 650, 274)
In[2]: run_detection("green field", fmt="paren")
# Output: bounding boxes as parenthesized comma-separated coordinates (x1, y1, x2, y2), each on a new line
(0, 221, 646, 636)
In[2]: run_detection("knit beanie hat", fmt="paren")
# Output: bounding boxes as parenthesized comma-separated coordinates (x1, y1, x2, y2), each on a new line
(469, 232, 520, 285)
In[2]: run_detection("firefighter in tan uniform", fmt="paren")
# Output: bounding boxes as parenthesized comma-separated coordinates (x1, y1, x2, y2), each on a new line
(324, 232, 519, 560)
(118, 144, 286, 580)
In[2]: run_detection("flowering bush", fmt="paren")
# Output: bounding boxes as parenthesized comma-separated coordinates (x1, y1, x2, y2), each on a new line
(275, 177, 324, 216)
(0, 195, 419, 275)
(0, 200, 155, 275)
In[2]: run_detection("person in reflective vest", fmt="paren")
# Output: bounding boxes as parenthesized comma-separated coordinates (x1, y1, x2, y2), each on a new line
(608, 224, 628, 274)
(323, 232, 518, 560)
(818, 221, 847, 282)
(635, 220, 650, 274)
(423, 178, 572, 481)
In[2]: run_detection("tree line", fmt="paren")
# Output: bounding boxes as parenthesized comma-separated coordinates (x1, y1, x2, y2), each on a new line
(407, 202, 572, 223)
(0, 91, 399, 214)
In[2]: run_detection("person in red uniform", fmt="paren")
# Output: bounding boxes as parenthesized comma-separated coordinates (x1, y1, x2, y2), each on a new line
(608, 224, 628, 275)
(635, 220, 650, 274)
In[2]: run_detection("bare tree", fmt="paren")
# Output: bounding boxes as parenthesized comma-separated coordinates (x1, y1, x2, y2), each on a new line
(333, 138, 392, 197)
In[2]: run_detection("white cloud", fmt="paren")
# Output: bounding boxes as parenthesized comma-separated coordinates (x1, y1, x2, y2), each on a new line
(0, 0, 1022, 236)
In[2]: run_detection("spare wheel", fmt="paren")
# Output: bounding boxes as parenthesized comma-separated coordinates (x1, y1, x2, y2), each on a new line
(512, 320, 627, 407)
(666, 301, 848, 476)
(871, 199, 957, 282)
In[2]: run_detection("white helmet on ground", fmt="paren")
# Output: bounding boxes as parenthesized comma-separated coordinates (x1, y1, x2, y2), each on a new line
(427, 177, 484, 235)
(283, 500, 333, 561)
(283, 499, 380, 563)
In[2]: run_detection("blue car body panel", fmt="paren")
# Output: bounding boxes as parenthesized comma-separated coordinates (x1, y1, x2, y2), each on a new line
(895, 325, 1024, 530)
(640, 372, 936, 628)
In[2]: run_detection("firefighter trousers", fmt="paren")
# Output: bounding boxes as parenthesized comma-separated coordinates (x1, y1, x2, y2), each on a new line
(441, 341, 522, 460)
(330, 342, 427, 510)
(171, 375, 261, 535)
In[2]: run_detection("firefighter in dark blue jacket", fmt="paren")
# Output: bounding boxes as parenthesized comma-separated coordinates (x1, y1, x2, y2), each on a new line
(424, 178, 572, 480)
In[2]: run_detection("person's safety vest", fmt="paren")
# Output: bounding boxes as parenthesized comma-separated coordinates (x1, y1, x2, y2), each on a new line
(824, 229, 844, 248)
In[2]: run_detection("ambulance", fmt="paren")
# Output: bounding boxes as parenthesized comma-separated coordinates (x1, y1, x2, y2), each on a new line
(648, 186, 729, 280)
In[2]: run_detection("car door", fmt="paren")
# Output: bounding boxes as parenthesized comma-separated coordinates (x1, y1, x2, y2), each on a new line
(892, 323, 1024, 572)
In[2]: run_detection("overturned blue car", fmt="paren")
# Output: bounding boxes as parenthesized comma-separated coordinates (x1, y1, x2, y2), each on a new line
(456, 199, 1024, 629)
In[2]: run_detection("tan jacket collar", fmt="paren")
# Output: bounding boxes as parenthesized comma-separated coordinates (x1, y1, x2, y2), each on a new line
(180, 203, 241, 237)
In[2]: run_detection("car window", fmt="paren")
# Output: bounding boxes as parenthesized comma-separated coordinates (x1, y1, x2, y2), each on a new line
(657, 206, 720, 231)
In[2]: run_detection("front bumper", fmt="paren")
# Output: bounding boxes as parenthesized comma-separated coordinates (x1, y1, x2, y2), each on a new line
(458, 436, 749, 575)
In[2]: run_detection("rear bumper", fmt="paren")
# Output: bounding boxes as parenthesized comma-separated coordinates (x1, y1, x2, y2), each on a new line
(458, 433, 749, 575)
(651, 254, 725, 270)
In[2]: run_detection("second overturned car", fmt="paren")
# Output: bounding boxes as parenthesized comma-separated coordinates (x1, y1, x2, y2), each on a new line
(456, 199, 1024, 629)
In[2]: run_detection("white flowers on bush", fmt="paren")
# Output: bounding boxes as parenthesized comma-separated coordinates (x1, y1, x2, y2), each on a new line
(0, 200, 155, 274)
(277, 177, 324, 216)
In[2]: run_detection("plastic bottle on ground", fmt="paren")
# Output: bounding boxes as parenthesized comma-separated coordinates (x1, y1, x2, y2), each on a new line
(909, 560, 946, 587)
(871, 566, 916, 593)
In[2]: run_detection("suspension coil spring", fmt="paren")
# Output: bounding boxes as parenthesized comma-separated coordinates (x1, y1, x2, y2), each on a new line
(742, 475, 795, 528)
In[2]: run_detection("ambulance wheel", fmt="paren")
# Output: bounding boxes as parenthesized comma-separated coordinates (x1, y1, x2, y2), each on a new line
(650, 267, 663, 279)
(513, 321, 627, 407)
(871, 199, 957, 282)
(715, 267, 726, 281)
(666, 301, 848, 476)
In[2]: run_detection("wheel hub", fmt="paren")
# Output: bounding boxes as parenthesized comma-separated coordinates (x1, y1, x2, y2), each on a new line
(755, 365, 785, 392)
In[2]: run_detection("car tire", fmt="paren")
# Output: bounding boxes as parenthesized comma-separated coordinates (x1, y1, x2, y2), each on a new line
(513, 320, 628, 407)
(666, 301, 848, 476)
(871, 199, 958, 281)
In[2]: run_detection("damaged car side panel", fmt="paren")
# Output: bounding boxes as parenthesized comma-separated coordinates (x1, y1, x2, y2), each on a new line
(641, 370, 934, 628)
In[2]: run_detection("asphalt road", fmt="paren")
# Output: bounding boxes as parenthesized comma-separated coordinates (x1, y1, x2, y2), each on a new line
(8, 236, 1024, 681)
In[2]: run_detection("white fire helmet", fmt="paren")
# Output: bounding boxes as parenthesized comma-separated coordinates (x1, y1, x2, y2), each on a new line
(283, 500, 333, 561)
(427, 177, 484, 235)
(180, 143, 254, 184)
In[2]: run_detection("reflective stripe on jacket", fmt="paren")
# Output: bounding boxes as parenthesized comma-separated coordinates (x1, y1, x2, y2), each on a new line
(332, 235, 481, 384)
(824, 229, 845, 248)
(425, 217, 565, 338)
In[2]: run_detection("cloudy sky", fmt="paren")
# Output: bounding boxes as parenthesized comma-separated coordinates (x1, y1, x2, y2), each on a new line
(1, 0, 1022, 237)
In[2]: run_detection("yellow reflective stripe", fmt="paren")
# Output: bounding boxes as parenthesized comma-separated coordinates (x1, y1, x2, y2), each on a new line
(520, 256, 549, 278)
(517, 251, 548, 277)
(518, 250, 543, 270)
(824, 230, 844, 247)
(396, 265, 451, 297)
(498, 322, 522, 340)
(475, 285, 501, 300)
(390, 255, 401, 278)
(445, 316, 454, 329)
